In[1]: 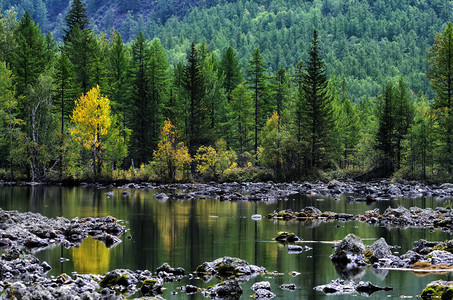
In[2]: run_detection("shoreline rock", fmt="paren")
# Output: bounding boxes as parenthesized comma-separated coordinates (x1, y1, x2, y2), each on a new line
(0, 209, 126, 251)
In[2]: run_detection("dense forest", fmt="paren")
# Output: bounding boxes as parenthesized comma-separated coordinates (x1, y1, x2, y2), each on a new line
(0, 0, 451, 182)
(1, 0, 451, 100)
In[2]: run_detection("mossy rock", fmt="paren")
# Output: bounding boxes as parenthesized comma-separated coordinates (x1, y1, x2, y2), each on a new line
(194, 263, 208, 274)
(216, 264, 237, 277)
(142, 278, 158, 286)
(364, 249, 375, 263)
(420, 281, 453, 299)
(275, 231, 301, 243)
(99, 273, 129, 288)
(141, 278, 162, 296)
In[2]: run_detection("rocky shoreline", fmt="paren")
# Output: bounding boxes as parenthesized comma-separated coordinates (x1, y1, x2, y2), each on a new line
(5, 179, 453, 201)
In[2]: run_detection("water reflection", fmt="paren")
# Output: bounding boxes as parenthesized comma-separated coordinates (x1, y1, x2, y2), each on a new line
(0, 185, 452, 299)
(72, 238, 111, 274)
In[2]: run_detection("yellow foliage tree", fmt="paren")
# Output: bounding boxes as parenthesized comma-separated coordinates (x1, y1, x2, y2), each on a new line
(153, 119, 192, 182)
(195, 139, 237, 181)
(70, 85, 111, 177)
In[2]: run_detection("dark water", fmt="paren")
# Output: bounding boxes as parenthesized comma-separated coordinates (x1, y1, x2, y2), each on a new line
(1, 185, 453, 299)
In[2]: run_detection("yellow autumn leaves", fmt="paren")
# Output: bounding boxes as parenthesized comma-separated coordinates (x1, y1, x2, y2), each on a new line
(70, 85, 111, 150)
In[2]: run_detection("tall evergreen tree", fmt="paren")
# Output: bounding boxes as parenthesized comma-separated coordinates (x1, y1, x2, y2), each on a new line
(148, 38, 169, 152)
(228, 84, 253, 153)
(219, 46, 242, 103)
(427, 21, 453, 172)
(107, 30, 128, 129)
(293, 60, 304, 142)
(375, 82, 394, 171)
(129, 32, 151, 164)
(64, 25, 97, 94)
(63, 0, 89, 42)
(272, 65, 290, 131)
(245, 47, 268, 156)
(301, 29, 333, 169)
(183, 42, 208, 155)
(53, 52, 74, 178)
(393, 76, 414, 169)
(12, 11, 47, 97)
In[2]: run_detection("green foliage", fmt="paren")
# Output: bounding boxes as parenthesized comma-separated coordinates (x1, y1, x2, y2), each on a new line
(300, 30, 334, 169)
(12, 11, 48, 97)
(427, 21, 453, 174)
(219, 46, 243, 102)
(245, 47, 269, 155)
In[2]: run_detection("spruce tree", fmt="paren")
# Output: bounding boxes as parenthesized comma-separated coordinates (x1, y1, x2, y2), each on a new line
(63, 0, 89, 42)
(183, 42, 208, 155)
(427, 21, 453, 172)
(272, 65, 289, 131)
(245, 47, 268, 156)
(148, 38, 169, 153)
(53, 52, 74, 178)
(12, 11, 47, 97)
(393, 76, 414, 169)
(219, 46, 242, 103)
(301, 29, 333, 169)
(376, 82, 394, 171)
(107, 30, 128, 133)
(129, 32, 152, 164)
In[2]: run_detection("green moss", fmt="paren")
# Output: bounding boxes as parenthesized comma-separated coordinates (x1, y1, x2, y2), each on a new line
(420, 286, 444, 298)
(364, 249, 376, 263)
(195, 264, 207, 274)
(99, 274, 129, 288)
(142, 278, 158, 286)
(217, 264, 236, 277)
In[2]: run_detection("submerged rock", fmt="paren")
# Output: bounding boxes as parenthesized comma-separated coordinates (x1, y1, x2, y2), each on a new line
(203, 280, 243, 300)
(314, 279, 392, 296)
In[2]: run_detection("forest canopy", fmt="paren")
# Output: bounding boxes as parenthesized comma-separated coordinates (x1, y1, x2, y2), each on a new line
(0, 0, 451, 182)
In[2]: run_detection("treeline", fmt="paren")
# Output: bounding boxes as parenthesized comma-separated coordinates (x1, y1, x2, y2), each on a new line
(0, 0, 451, 182)
(1, 0, 449, 101)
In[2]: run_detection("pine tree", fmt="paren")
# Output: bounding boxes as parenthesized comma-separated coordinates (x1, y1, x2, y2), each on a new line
(53, 52, 75, 177)
(393, 76, 414, 169)
(301, 29, 333, 169)
(64, 25, 97, 94)
(129, 32, 151, 164)
(183, 42, 208, 155)
(376, 81, 394, 171)
(229, 84, 253, 153)
(293, 60, 304, 142)
(12, 11, 47, 97)
(63, 0, 89, 42)
(148, 38, 169, 153)
(219, 46, 242, 103)
(63, 0, 97, 95)
(272, 65, 290, 131)
(245, 47, 268, 156)
(427, 21, 453, 172)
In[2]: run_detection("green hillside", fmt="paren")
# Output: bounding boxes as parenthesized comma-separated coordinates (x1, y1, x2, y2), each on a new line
(1, 0, 450, 100)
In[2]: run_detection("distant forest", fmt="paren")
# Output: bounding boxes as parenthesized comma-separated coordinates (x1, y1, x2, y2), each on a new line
(1, 0, 450, 100)
(0, 0, 452, 183)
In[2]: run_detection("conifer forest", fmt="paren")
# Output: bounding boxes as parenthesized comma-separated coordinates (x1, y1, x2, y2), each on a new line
(0, 0, 452, 183)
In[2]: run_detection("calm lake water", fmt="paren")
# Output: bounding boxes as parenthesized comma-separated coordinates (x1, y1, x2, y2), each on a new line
(1, 185, 452, 299)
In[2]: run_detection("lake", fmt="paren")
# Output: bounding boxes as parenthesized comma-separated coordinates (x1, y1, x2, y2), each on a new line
(0, 185, 452, 299)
